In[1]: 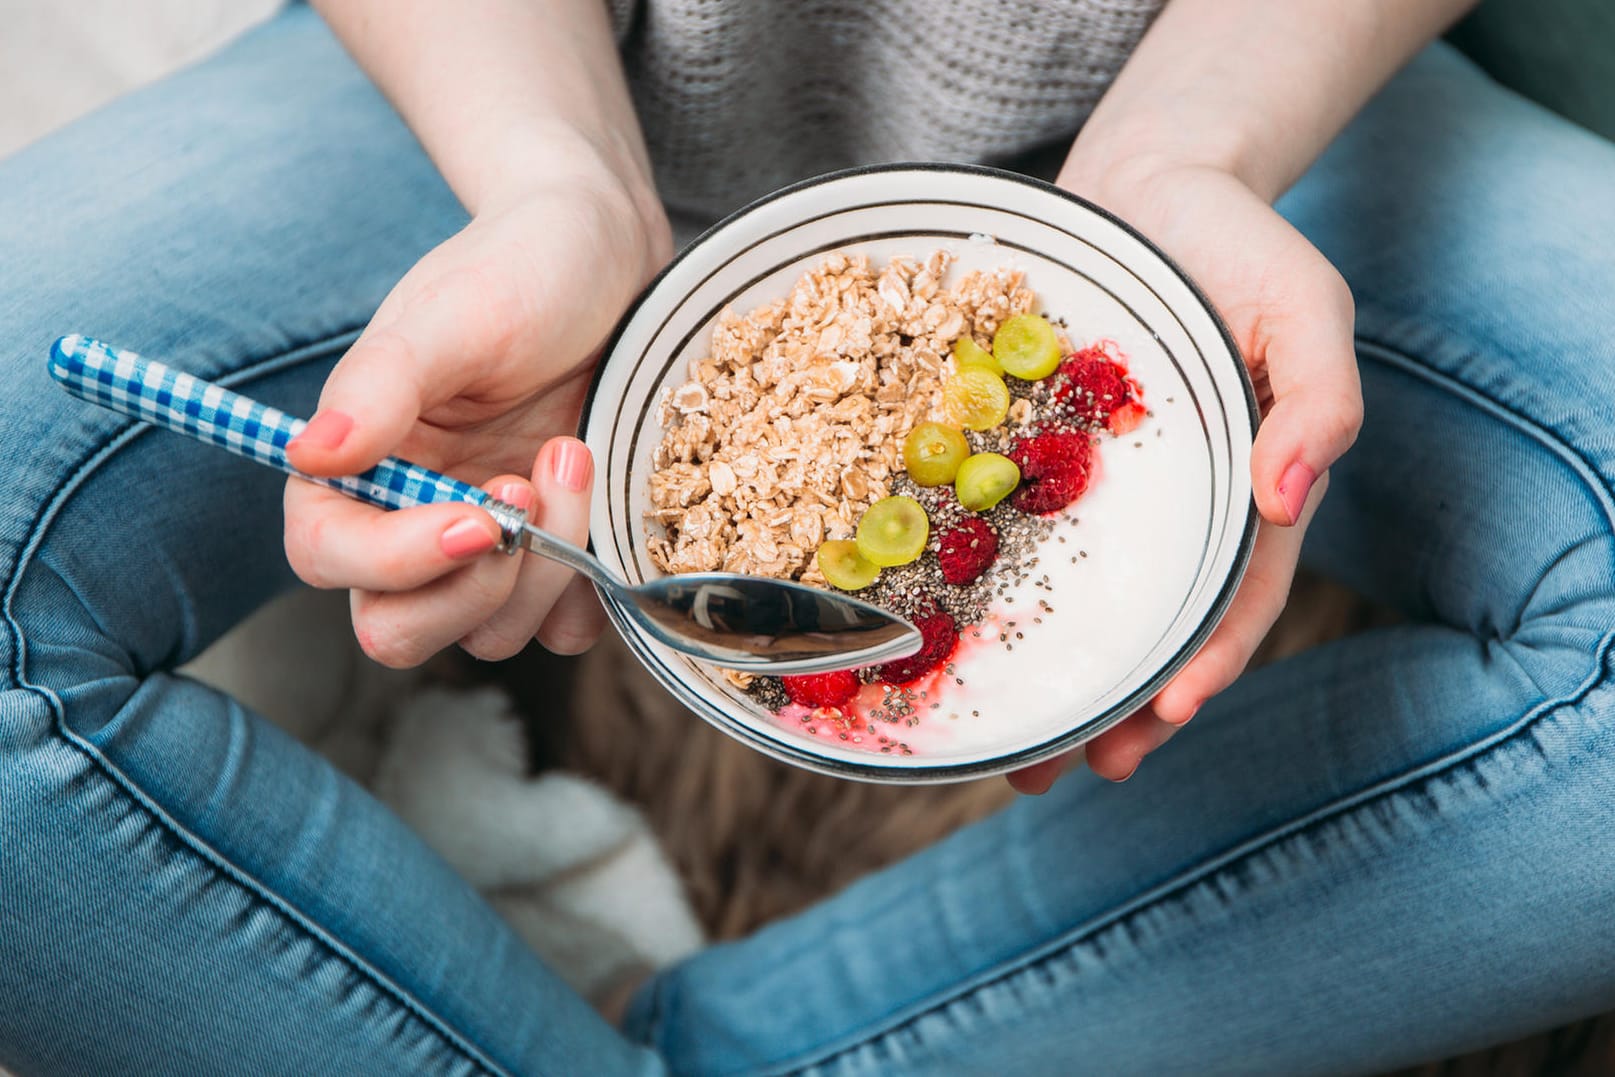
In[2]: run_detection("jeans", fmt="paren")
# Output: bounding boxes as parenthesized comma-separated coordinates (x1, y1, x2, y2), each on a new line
(2, 7, 1613, 1075)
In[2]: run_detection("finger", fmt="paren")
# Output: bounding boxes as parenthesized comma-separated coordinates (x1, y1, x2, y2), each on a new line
(283, 479, 507, 592)
(537, 574, 609, 656)
(344, 474, 531, 669)
(1006, 752, 1071, 796)
(1079, 475, 1327, 780)
(1083, 706, 1179, 782)
(349, 545, 523, 670)
(1248, 231, 1363, 527)
(1151, 473, 1327, 726)
(286, 265, 521, 477)
(460, 437, 595, 661)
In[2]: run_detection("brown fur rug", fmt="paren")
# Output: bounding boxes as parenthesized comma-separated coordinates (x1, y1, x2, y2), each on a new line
(471, 571, 1613, 1074)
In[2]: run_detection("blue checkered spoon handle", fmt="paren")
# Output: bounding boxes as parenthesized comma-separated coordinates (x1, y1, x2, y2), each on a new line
(48, 334, 528, 551)
(47, 336, 925, 673)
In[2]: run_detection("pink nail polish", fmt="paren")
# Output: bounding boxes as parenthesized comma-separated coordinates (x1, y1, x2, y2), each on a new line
(551, 439, 592, 493)
(497, 482, 532, 511)
(1277, 460, 1317, 525)
(292, 410, 354, 452)
(441, 518, 495, 559)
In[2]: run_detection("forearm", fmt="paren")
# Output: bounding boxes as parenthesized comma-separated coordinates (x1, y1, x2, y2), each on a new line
(312, 0, 659, 222)
(1066, 0, 1477, 202)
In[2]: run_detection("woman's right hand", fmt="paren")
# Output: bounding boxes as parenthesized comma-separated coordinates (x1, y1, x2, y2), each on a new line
(1004, 158, 1361, 794)
(284, 138, 672, 668)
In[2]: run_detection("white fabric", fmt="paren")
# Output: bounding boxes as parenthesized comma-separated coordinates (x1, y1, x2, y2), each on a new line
(375, 687, 705, 997)
(187, 589, 706, 999)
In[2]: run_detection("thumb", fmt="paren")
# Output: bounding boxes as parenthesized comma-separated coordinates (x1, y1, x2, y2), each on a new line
(1248, 265, 1362, 527)
(287, 268, 494, 476)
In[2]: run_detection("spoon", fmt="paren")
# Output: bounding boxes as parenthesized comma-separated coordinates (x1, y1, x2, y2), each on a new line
(48, 335, 922, 674)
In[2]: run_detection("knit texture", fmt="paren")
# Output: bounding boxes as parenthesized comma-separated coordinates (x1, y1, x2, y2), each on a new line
(609, 0, 1167, 222)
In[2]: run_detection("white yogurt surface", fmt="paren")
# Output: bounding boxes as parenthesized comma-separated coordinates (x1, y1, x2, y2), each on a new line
(764, 395, 1211, 758)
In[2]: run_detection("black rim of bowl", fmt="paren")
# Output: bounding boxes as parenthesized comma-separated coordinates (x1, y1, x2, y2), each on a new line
(577, 161, 1260, 783)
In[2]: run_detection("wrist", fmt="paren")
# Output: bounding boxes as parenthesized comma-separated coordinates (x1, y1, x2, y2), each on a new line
(1060, 115, 1279, 216)
(472, 120, 672, 265)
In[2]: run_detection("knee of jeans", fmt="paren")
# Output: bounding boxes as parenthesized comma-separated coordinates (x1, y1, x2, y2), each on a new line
(0, 373, 132, 691)
(1495, 474, 1615, 703)
(0, 434, 290, 751)
(0, 535, 143, 745)
(1319, 333, 1615, 705)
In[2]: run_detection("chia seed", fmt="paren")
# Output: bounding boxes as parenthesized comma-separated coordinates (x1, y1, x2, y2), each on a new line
(746, 677, 790, 711)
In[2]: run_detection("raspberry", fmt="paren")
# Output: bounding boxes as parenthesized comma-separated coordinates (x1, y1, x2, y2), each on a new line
(876, 607, 959, 685)
(1009, 432, 1092, 514)
(1107, 401, 1148, 435)
(1053, 346, 1133, 425)
(936, 517, 999, 585)
(782, 669, 861, 709)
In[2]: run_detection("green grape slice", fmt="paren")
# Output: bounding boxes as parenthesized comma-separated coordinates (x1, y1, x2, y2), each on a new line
(943, 367, 1011, 431)
(815, 539, 880, 590)
(855, 496, 931, 567)
(993, 314, 1062, 380)
(953, 335, 1003, 376)
(902, 422, 971, 486)
(955, 452, 1021, 512)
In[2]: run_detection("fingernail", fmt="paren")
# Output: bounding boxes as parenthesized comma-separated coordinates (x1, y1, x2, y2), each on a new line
(551, 439, 592, 493)
(1113, 761, 1140, 783)
(1277, 460, 1316, 525)
(293, 410, 354, 452)
(441, 518, 496, 559)
(497, 482, 533, 511)
(1166, 700, 1202, 728)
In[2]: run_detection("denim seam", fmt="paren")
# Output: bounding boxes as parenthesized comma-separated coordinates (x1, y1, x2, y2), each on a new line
(760, 337, 1615, 1077)
(3, 329, 512, 1077)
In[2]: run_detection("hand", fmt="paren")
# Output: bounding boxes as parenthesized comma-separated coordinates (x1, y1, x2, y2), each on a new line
(1008, 160, 1362, 793)
(283, 160, 671, 668)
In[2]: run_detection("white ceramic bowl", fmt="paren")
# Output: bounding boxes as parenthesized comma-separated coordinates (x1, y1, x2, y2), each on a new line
(581, 164, 1257, 783)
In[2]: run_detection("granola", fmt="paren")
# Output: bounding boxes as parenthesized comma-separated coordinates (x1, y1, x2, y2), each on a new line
(644, 251, 1035, 581)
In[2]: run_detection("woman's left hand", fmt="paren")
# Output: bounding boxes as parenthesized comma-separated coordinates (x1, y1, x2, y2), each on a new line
(1007, 158, 1362, 794)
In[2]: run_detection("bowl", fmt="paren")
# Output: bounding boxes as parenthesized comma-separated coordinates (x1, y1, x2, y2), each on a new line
(580, 164, 1257, 783)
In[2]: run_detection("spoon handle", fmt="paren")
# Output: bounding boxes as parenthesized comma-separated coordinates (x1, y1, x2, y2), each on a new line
(47, 334, 528, 551)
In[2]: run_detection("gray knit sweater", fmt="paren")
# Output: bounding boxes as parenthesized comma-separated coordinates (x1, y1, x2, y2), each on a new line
(608, 0, 1167, 224)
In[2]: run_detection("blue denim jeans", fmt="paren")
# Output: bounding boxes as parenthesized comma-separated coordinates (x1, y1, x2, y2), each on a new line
(3, 7, 1613, 1075)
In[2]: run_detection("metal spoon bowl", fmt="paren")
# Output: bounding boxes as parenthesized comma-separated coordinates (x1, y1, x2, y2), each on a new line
(500, 511, 922, 672)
